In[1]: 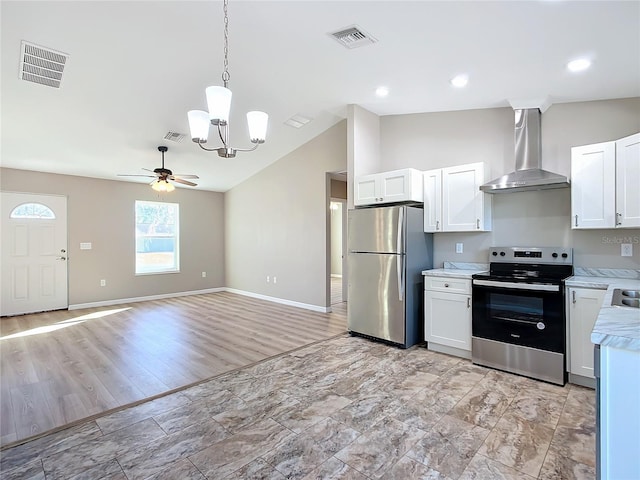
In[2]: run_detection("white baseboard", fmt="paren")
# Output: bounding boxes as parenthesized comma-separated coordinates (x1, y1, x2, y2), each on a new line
(68, 288, 225, 310)
(225, 288, 331, 313)
(69, 287, 331, 314)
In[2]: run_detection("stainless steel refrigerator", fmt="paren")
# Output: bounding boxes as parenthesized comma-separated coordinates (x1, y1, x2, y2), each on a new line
(347, 204, 433, 348)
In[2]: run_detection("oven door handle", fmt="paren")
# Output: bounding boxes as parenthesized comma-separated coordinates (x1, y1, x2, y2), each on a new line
(472, 279, 559, 292)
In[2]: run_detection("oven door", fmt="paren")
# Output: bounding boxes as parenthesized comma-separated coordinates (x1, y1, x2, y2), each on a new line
(472, 279, 565, 353)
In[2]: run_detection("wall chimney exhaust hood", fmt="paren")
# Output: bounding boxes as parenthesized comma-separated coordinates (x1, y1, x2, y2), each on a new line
(480, 108, 570, 194)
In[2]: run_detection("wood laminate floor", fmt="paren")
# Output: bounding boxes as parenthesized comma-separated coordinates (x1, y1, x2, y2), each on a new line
(0, 291, 347, 448)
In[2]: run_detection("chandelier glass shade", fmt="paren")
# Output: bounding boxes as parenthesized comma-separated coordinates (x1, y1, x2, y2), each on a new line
(187, 0, 268, 158)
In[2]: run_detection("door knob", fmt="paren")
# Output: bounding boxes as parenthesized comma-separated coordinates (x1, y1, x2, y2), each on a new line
(56, 256, 66, 261)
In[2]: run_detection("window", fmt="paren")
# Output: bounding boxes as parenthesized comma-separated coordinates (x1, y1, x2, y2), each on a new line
(10, 203, 55, 219)
(135, 200, 179, 274)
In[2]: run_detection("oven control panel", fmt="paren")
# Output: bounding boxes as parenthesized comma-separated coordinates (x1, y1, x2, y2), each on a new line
(489, 247, 572, 265)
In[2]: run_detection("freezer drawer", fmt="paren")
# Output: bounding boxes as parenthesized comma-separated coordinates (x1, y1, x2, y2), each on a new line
(348, 252, 406, 345)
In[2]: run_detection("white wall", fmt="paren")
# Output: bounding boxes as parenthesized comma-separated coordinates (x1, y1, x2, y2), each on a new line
(347, 105, 381, 209)
(379, 98, 640, 269)
(330, 202, 343, 275)
(225, 121, 347, 308)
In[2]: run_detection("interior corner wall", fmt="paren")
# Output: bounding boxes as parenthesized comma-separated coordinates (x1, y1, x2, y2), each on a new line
(224, 120, 347, 308)
(0, 168, 225, 305)
(378, 98, 640, 270)
(347, 104, 380, 209)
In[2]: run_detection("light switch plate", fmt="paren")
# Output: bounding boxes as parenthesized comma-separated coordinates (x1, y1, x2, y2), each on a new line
(456, 243, 463, 254)
(621, 244, 633, 257)
(80, 242, 92, 250)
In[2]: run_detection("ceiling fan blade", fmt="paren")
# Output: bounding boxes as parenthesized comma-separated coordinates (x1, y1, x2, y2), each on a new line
(142, 168, 157, 173)
(118, 174, 156, 178)
(172, 178, 198, 187)
(172, 174, 199, 179)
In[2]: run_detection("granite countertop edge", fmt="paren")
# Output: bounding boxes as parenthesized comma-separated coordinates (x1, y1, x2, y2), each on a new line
(566, 275, 640, 352)
(421, 268, 487, 279)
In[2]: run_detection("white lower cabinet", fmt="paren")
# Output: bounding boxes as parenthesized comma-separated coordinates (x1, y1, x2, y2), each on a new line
(567, 287, 606, 382)
(424, 276, 472, 358)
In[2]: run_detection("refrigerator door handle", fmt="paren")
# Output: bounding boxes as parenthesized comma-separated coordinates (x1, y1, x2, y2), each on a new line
(397, 254, 405, 301)
(396, 207, 404, 254)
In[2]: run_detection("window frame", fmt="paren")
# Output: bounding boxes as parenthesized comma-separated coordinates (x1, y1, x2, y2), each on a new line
(134, 200, 180, 275)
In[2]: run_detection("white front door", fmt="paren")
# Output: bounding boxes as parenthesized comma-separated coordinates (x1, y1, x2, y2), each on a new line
(1, 192, 68, 316)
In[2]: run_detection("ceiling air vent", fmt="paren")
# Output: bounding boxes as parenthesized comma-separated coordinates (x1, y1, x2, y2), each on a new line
(284, 114, 312, 129)
(19, 41, 69, 89)
(164, 131, 186, 143)
(329, 25, 377, 49)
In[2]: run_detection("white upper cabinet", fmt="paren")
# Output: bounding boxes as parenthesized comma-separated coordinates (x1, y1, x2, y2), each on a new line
(571, 141, 616, 229)
(423, 169, 442, 232)
(423, 162, 492, 232)
(354, 168, 423, 206)
(571, 132, 639, 229)
(615, 133, 640, 228)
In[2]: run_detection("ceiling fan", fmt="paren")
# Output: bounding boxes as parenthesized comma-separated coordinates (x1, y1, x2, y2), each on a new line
(119, 146, 199, 192)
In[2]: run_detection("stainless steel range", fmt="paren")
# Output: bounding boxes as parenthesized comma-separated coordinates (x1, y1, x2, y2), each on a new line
(471, 247, 573, 385)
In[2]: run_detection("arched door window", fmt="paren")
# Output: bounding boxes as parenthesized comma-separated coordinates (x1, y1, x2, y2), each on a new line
(10, 203, 56, 219)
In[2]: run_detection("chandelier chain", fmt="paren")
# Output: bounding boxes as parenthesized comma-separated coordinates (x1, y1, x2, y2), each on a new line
(222, 0, 230, 87)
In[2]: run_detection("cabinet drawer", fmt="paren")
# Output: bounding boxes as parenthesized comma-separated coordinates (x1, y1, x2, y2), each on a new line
(424, 277, 471, 294)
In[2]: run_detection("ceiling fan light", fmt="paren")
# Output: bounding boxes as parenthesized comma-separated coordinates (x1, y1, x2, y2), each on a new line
(247, 111, 268, 143)
(151, 179, 175, 192)
(206, 86, 232, 125)
(188, 110, 210, 143)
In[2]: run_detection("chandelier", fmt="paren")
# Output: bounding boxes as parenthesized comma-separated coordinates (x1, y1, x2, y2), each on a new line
(187, 0, 268, 158)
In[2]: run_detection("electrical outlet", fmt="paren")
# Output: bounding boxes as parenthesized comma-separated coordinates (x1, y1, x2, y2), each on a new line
(266, 276, 270, 283)
(621, 244, 633, 257)
(273, 276, 277, 284)
(100, 279, 106, 287)
(202, 271, 207, 278)
(456, 243, 463, 254)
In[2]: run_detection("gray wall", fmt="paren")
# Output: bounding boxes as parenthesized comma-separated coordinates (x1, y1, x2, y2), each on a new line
(1, 168, 225, 305)
(379, 98, 640, 269)
(224, 121, 347, 308)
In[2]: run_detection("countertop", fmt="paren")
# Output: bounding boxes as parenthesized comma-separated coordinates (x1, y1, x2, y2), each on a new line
(422, 262, 487, 280)
(566, 275, 640, 352)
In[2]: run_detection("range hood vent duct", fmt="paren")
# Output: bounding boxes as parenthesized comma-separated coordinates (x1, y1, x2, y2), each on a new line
(480, 108, 570, 194)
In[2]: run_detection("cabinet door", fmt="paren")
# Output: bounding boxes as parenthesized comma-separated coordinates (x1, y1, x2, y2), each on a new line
(615, 132, 640, 228)
(424, 290, 471, 350)
(571, 142, 616, 229)
(441, 162, 486, 231)
(423, 169, 442, 232)
(380, 169, 423, 204)
(354, 174, 380, 206)
(568, 287, 606, 378)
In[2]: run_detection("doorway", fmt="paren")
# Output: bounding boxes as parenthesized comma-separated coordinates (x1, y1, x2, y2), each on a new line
(1, 192, 69, 316)
(327, 173, 347, 308)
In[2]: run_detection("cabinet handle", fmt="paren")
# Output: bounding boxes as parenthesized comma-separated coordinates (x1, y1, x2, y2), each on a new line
(436, 220, 440, 231)
(616, 212, 622, 226)
(467, 297, 471, 308)
(574, 215, 578, 227)
(476, 219, 480, 230)
(572, 290, 576, 304)
(444, 283, 449, 288)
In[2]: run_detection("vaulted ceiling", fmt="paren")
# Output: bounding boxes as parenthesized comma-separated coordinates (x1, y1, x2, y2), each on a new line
(2, 1, 638, 191)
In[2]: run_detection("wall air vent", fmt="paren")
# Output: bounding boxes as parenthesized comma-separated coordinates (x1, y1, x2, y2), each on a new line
(164, 131, 186, 143)
(19, 41, 69, 89)
(329, 25, 377, 49)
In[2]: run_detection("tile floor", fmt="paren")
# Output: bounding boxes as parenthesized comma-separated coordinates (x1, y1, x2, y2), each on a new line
(0, 334, 596, 479)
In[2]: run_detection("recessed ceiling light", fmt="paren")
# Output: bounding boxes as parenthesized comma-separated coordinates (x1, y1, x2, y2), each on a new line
(567, 58, 591, 72)
(375, 86, 389, 97)
(450, 74, 469, 88)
